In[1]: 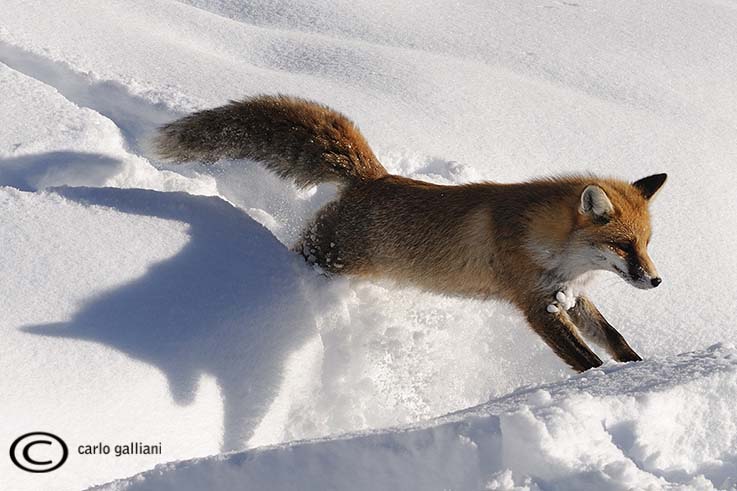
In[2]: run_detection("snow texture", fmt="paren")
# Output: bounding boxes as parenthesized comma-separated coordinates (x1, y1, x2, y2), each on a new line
(90, 345, 737, 491)
(2, 0, 737, 490)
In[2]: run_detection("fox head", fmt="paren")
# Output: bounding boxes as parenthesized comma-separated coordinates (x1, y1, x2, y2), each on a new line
(574, 173, 667, 289)
(527, 173, 667, 289)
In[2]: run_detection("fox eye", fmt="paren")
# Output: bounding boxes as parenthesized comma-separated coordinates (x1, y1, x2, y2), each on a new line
(608, 242, 632, 255)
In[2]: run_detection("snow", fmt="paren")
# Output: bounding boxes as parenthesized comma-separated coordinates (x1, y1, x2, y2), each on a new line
(548, 289, 577, 313)
(2, 0, 737, 490)
(90, 345, 737, 491)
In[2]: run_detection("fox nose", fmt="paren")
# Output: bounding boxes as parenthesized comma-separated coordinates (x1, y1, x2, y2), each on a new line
(650, 277, 662, 287)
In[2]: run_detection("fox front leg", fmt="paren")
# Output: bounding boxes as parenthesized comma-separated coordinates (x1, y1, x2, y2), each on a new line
(567, 296, 642, 363)
(523, 298, 603, 372)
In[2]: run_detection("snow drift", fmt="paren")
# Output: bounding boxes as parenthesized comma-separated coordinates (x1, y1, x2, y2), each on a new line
(92, 345, 737, 491)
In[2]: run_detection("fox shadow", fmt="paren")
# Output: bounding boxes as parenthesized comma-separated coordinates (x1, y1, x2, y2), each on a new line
(23, 186, 320, 451)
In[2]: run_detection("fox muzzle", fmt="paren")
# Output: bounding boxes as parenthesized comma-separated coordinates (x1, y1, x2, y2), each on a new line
(627, 260, 661, 289)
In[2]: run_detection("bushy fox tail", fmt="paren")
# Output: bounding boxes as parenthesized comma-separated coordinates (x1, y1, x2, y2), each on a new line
(154, 94, 387, 188)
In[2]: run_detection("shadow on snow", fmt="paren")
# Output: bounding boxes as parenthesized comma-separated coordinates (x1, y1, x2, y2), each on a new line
(23, 186, 321, 451)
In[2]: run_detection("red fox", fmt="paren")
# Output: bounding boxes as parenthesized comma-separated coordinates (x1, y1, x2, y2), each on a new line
(154, 95, 667, 372)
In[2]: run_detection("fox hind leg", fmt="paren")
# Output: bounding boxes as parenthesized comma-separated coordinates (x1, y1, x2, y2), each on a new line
(293, 201, 345, 273)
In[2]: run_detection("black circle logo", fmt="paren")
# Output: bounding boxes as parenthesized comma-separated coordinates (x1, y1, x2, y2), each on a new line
(9, 432, 68, 473)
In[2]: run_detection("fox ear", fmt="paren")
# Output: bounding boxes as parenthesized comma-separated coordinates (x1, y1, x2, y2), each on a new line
(579, 185, 614, 223)
(632, 173, 667, 200)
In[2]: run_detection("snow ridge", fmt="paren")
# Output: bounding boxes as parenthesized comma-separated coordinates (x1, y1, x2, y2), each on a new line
(0, 40, 178, 157)
(92, 345, 737, 491)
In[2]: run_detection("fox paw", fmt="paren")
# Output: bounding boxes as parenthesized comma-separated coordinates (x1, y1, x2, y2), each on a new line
(546, 289, 576, 313)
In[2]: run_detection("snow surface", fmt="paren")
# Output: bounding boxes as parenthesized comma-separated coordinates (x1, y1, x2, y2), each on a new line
(91, 345, 737, 491)
(2, 0, 737, 490)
